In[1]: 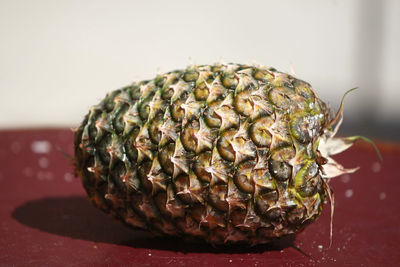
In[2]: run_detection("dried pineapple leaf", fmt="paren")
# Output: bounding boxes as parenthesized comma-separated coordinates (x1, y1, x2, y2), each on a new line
(346, 136, 383, 161)
(322, 178, 334, 248)
(57, 146, 74, 161)
(321, 156, 359, 179)
(318, 136, 353, 157)
(327, 87, 358, 131)
(331, 113, 343, 138)
(319, 135, 382, 161)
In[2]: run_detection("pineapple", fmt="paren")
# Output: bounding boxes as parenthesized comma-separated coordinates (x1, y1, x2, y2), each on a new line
(74, 63, 375, 246)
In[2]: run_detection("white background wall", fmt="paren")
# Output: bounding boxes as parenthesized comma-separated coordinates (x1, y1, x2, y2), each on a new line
(0, 0, 399, 136)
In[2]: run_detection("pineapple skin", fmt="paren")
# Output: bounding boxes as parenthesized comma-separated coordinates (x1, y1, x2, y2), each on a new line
(74, 63, 331, 246)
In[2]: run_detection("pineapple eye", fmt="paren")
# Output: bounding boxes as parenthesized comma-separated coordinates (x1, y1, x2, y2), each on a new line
(204, 108, 221, 128)
(97, 134, 112, 163)
(217, 129, 236, 162)
(162, 87, 174, 100)
(174, 173, 192, 204)
(296, 85, 315, 102)
(234, 175, 254, 194)
(253, 168, 276, 190)
(295, 161, 322, 198)
(268, 88, 290, 109)
(194, 82, 209, 101)
(148, 114, 163, 144)
(181, 125, 198, 152)
(265, 207, 282, 222)
(268, 159, 292, 181)
(158, 143, 175, 175)
(113, 103, 129, 134)
(234, 90, 253, 116)
(234, 161, 255, 194)
(298, 178, 322, 198)
(271, 146, 296, 161)
(130, 84, 141, 100)
(137, 160, 153, 193)
(124, 128, 139, 161)
(267, 146, 295, 181)
(139, 99, 151, 121)
(183, 70, 199, 82)
(211, 65, 223, 73)
(290, 113, 319, 143)
(170, 100, 185, 122)
(103, 90, 120, 112)
(287, 206, 306, 225)
(250, 116, 274, 148)
(154, 75, 165, 88)
(193, 151, 212, 183)
(222, 73, 238, 89)
(209, 184, 228, 211)
(253, 69, 274, 82)
(255, 189, 279, 217)
(268, 86, 295, 109)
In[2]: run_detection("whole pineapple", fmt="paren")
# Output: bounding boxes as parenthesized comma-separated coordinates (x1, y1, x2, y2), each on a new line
(74, 63, 363, 246)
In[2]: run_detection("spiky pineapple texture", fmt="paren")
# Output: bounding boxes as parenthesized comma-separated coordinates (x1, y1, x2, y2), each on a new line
(74, 63, 354, 246)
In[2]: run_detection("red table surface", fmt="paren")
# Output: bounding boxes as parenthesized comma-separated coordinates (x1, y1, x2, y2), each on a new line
(0, 129, 399, 267)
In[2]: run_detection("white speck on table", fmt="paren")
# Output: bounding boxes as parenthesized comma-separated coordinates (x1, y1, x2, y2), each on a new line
(37, 171, 54, 181)
(371, 161, 381, 173)
(38, 157, 49, 168)
(64, 172, 74, 183)
(341, 174, 351, 183)
(345, 189, 353, 198)
(31, 140, 51, 154)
